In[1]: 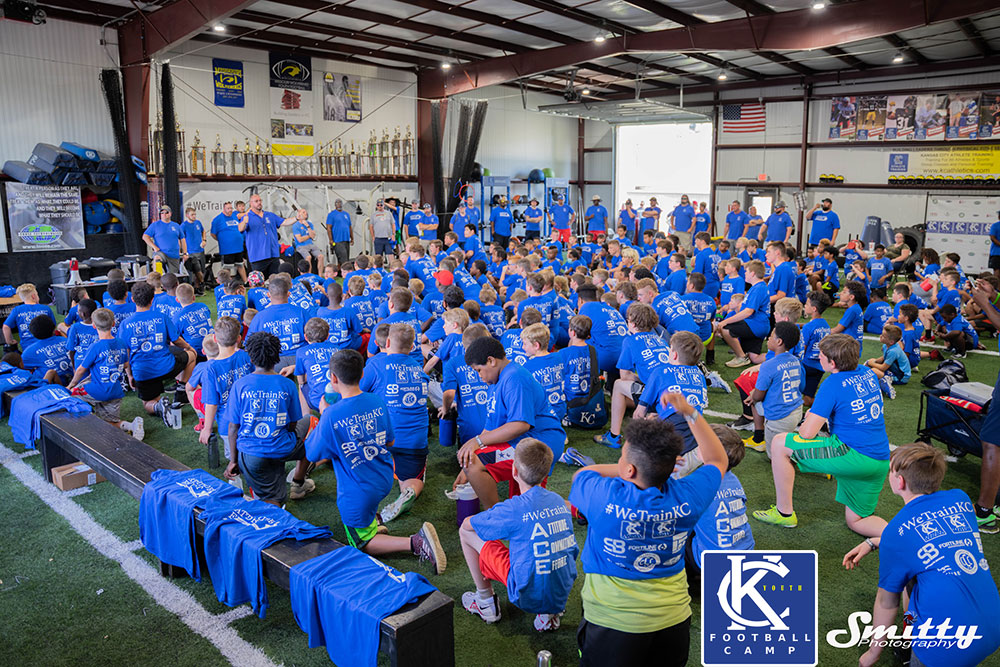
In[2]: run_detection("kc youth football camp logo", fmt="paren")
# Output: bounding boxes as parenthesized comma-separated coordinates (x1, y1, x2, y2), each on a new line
(702, 550, 818, 666)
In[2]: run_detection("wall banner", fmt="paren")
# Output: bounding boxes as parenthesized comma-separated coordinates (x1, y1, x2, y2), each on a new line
(884, 95, 917, 140)
(4, 183, 84, 252)
(212, 58, 244, 108)
(856, 95, 886, 141)
(828, 96, 857, 140)
(269, 52, 314, 157)
(886, 145, 1000, 181)
(980, 92, 1000, 139)
(323, 72, 362, 123)
(924, 196, 1000, 275)
(945, 92, 980, 140)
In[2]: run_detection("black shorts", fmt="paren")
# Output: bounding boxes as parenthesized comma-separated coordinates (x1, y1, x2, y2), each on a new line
(524, 230, 540, 240)
(577, 617, 691, 667)
(990, 255, 1000, 270)
(134, 346, 188, 401)
(251, 257, 280, 277)
(238, 439, 306, 505)
(185, 253, 206, 275)
(725, 320, 764, 355)
(221, 252, 244, 266)
(392, 448, 428, 482)
(803, 365, 824, 398)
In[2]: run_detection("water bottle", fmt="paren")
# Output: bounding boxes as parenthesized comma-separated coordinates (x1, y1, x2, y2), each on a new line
(439, 411, 456, 447)
(536, 650, 552, 667)
(455, 484, 480, 527)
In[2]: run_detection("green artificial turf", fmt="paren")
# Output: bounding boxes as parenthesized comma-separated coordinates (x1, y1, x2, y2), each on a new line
(1, 296, 999, 667)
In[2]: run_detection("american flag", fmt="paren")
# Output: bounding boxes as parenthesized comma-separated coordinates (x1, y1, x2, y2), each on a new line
(722, 103, 766, 133)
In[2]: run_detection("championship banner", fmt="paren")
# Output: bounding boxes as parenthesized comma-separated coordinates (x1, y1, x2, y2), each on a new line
(946, 92, 980, 140)
(980, 91, 1000, 138)
(212, 58, 244, 108)
(924, 196, 1000, 274)
(323, 72, 362, 123)
(3, 183, 84, 252)
(828, 96, 856, 140)
(856, 95, 886, 141)
(269, 52, 314, 157)
(886, 145, 1000, 180)
(914, 94, 947, 139)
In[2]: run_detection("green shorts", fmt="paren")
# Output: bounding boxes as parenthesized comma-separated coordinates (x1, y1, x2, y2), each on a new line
(783, 433, 889, 518)
(344, 518, 379, 549)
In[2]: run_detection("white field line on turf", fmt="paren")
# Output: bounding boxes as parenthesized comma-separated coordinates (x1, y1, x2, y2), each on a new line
(0, 442, 280, 667)
(705, 409, 740, 421)
(862, 333, 999, 357)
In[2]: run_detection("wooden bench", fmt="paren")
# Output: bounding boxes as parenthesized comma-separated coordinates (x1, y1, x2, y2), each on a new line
(5, 395, 455, 667)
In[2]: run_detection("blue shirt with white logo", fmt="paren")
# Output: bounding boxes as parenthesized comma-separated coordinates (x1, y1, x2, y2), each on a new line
(755, 351, 803, 420)
(247, 303, 307, 353)
(726, 210, 748, 240)
(691, 470, 754, 566)
(201, 350, 253, 434)
(78, 338, 128, 401)
(486, 362, 566, 460)
(359, 353, 428, 451)
(616, 331, 670, 385)
(182, 219, 204, 252)
(586, 205, 608, 233)
(294, 341, 339, 410)
(807, 210, 840, 245)
(672, 204, 694, 232)
(225, 373, 303, 458)
(810, 367, 889, 460)
(146, 220, 184, 258)
(838, 303, 864, 343)
(117, 310, 179, 381)
(4, 303, 54, 349)
(211, 212, 244, 254)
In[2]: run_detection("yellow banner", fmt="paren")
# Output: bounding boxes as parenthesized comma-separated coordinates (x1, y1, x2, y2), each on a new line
(887, 145, 1000, 177)
(271, 143, 314, 157)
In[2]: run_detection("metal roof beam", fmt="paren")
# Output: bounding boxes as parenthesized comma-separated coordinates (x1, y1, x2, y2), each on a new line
(882, 33, 931, 65)
(956, 17, 993, 57)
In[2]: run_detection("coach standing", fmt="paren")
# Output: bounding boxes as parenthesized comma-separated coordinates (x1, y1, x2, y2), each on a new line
(806, 198, 840, 246)
(369, 199, 397, 257)
(760, 201, 793, 244)
(238, 193, 296, 277)
(548, 194, 575, 244)
(723, 200, 748, 241)
(143, 205, 187, 274)
(326, 199, 353, 267)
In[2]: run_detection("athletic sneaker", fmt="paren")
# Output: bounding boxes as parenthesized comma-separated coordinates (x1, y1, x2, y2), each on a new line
(559, 447, 595, 467)
(728, 415, 754, 431)
(928, 349, 941, 361)
(743, 435, 765, 453)
(130, 417, 144, 441)
(725, 355, 751, 368)
(381, 486, 417, 523)
(154, 397, 172, 427)
(952, 350, 967, 359)
(879, 375, 896, 400)
(461, 591, 500, 623)
(289, 477, 316, 500)
(752, 505, 798, 528)
(412, 522, 447, 574)
(593, 431, 621, 449)
(705, 370, 733, 394)
(533, 613, 562, 632)
(976, 506, 999, 534)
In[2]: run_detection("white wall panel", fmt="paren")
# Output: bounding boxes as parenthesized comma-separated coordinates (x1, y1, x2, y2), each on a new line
(0, 19, 116, 161)
(716, 101, 803, 145)
(716, 147, 800, 183)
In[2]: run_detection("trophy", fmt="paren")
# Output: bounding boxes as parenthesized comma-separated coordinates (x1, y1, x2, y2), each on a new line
(211, 134, 226, 175)
(379, 128, 390, 175)
(349, 140, 358, 175)
(242, 137, 253, 175)
(189, 130, 207, 176)
(367, 130, 378, 175)
(148, 112, 163, 176)
(175, 121, 187, 175)
(403, 125, 414, 175)
(391, 126, 401, 175)
(263, 142, 275, 175)
(229, 139, 245, 176)
(318, 143, 330, 176)
(251, 138, 263, 175)
(334, 140, 345, 176)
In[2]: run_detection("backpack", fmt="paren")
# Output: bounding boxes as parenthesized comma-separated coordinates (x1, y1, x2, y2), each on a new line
(921, 358, 968, 395)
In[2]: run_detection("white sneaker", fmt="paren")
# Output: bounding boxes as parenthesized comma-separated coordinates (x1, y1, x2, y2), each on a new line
(380, 486, 416, 522)
(725, 356, 751, 368)
(131, 417, 144, 441)
(289, 477, 316, 500)
(706, 370, 732, 394)
(533, 612, 562, 631)
(462, 591, 500, 623)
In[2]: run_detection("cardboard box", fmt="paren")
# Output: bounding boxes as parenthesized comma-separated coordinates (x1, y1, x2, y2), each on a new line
(51, 462, 106, 491)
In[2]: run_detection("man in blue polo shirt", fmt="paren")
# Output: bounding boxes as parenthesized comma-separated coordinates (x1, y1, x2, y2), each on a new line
(181, 207, 207, 295)
(325, 198, 353, 267)
(143, 205, 187, 274)
(640, 197, 661, 235)
(419, 203, 439, 241)
(548, 194, 575, 245)
(669, 195, 695, 248)
(490, 197, 513, 248)
(724, 200, 748, 240)
(522, 198, 544, 240)
(237, 193, 296, 277)
(402, 201, 424, 242)
(291, 208, 325, 275)
(761, 201, 793, 243)
(807, 198, 840, 246)
(211, 201, 247, 282)
(585, 195, 608, 242)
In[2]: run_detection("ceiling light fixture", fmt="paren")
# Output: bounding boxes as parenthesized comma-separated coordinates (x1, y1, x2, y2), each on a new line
(812, 2, 826, 9)
(892, 51, 904, 63)
(582, 88, 591, 95)
(212, 23, 226, 32)
(441, 62, 452, 70)
(594, 34, 605, 43)
(717, 69, 728, 81)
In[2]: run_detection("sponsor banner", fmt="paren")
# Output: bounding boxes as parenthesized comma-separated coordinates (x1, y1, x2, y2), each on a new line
(177, 188, 247, 255)
(886, 145, 1000, 178)
(924, 196, 1000, 275)
(829, 96, 857, 140)
(323, 72, 362, 123)
(212, 58, 244, 108)
(914, 94, 948, 139)
(4, 182, 83, 252)
(269, 52, 314, 157)
(979, 91, 1000, 138)
(884, 94, 917, 140)
(857, 95, 887, 141)
(946, 92, 980, 140)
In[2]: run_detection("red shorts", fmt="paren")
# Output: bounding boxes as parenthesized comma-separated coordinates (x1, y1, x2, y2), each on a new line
(734, 370, 758, 395)
(479, 540, 511, 584)
(192, 387, 204, 414)
(555, 228, 571, 243)
(476, 444, 547, 497)
(359, 333, 370, 356)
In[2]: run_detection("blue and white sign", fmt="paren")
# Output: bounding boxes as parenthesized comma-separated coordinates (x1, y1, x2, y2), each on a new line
(888, 153, 909, 172)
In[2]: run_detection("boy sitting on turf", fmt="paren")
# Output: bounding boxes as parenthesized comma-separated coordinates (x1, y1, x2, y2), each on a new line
(719, 259, 744, 314)
(935, 303, 979, 358)
(562, 315, 605, 433)
(830, 280, 867, 344)
(841, 442, 1000, 667)
(3, 283, 54, 351)
(743, 322, 803, 456)
(500, 307, 540, 367)
(66, 307, 143, 439)
(174, 283, 213, 359)
(478, 287, 506, 338)
(65, 298, 99, 369)
(153, 273, 182, 320)
(185, 336, 220, 431)
(217, 279, 247, 321)
(681, 272, 717, 363)
(897, 303, 922, 370)
(570, 396, 726, 667)
(520, 323, 566, 422)
(20, 316, 71, 385)
(864, 324, 911, 399)
(198, 317, 252, 448)
(287, 317, 338, 412)
(863, 288, 892, 335)
(315, 282, 363, 352)
(223, 332, 315, 505)
(424, 308, 468, 374)
(920, 269, 961, 335)
(754, 333, 890, 537)
(106, 279, 136, 334)
(800, 291, 832, 407)
(440, 323, 491, 448)
(305, 349, 446, 573)
(361, 323, 430, 523)
(459, 438, 578, 630)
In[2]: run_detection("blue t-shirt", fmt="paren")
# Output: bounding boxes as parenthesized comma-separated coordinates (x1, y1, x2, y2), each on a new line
(800, 318, 830, 371)
(201, 350, 253, 434)
(490, 207, 513, 236)
(618, 208, 638, 234)
(294, 342, 339, 410)
(561, 344, 595, 404)
(117, 309, 179, 381)
(864, 301, 892, 335)
(720, 275, 745, 307)
(216, 293, 247, 322)
(586, 205, 608, 233)
(616, 331, 670, 384)
(326, 209, 352, 243)
(769, 261, 797, 299)
(247, 287, 270, 311)
(945, 314, 979, 347)
(868, 256, 894, 286)
(549, 204, 573, 230)
(500, 329, 529, 366)
(182, 219, 204, 252)
(305, 391, 395, 528)
(901, 326, 921, 368)
(878, 489, 1000, 667)
(579, 301, 627, 372)
(691, 471, 754, 566)
(764, 211, 793, 242)
(990, 220, 1000, 256)
(693, 212, 710, 233)
(66, 321, 98, 362)
(4, 303, 54, 349)
(403, 210, 424, 237)
(64, 304, 79, 328)
(316, 305, 363, 350)
(365, 312, 423, 363)
(671, 204, 694, 232)
(442, 356, 489, 445)
(291, 220, 317, 248)
(420, 214, 439, 241)
(146, 220, 184, 258)
(640, 207, 660, 233)
(346, 295, 376, 331)
(202, 496, 330, 618)
(359, 353, 428, 450)
(479, 304, 506, 338)
(225, 373, 303, 458)
(741, 281, 771, 338)
(243, 210, 285, 263)
(665, 269, 687, 295)
(810, 367, 889, 459)
(248, 303, 307, 353)
(173, 303, 212, 354)
(682, 292, 717, 342)
(745, 215, 764, 238)
(882, 343, 911, 383)
(755, 351, 803, 420)
(523, 354, 567, 419)
(569, 466, 721, 579)
(22, 337, 73, 383)
(521, 206, 542, 232)
(652, 292, 699, 336)
(152, 293, 181, 321)
(108, 301, 136, 335)
(487, 362, 566, 460)
(807, 210, 840, 245)
(470, 485, 578, 614)
(211, 212, 244, 254)
(78, 338, 129, 401)
(725, 211, 748, 240)
(838, 303, 864, 342)
(693, 247, 721, 296)
(639, 364, 708, 424)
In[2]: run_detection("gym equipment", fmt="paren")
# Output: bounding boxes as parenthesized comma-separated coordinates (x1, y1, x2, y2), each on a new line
(859, 216, 892, 247)
(100, 68, 144, 255)
(2, 160, 52, 184)
(528, 168, 545, 183)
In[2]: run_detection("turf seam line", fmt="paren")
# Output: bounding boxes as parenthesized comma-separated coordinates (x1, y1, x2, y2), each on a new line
(216, 606, 256, 625)
(862, 333, 999, 356)
(0, 442, 281, 667)
(704, 409, 740, 421)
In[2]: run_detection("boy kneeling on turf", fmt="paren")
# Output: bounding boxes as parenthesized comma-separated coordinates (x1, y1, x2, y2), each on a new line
(754, 333, 890, 537)
(459, 438, 578, 631)
(570, 394, 726, 667)
(305, 349, 446, 573)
